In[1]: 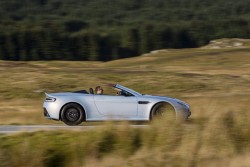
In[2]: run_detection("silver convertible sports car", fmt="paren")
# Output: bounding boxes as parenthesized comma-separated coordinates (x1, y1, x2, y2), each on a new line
(43, 84, 191, 126)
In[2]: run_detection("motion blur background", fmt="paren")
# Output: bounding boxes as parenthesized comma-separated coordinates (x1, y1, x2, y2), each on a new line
(0, 0, 250, 61)
(0, 0, 250, 167)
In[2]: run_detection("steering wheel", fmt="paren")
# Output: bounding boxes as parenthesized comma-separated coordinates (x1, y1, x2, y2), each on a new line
(89, 88, 94, 94)
(117, 90, 126, 96)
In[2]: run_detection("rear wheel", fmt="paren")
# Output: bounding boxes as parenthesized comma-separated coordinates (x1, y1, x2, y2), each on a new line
(61, 103, 84, 126)
(151, 103, 176, 120)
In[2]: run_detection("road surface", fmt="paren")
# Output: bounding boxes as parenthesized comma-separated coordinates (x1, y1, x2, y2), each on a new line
(0, 125, 148, 134)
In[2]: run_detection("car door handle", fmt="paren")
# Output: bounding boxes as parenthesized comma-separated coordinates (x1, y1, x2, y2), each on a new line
(138, 101, 150, 104)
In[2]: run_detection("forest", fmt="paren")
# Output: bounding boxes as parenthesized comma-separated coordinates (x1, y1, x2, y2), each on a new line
(0, 0, 250, 61)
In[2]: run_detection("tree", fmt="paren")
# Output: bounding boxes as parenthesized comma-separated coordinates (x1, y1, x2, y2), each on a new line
(77, 33, 90, 60)
(140, 24, 154, 54)
(18, 31, 28, 61)
(88, 33, 99, 61)
(173, 28, 197, 48)
(98, 34, 113, 61)
(5, 33, 20, 60)
(0, 34, 7, 60)
(121, 28, 140, 57)
(159, 27, 174, 49)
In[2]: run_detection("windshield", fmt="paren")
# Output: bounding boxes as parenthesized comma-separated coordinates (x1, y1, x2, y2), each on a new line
(90, 84, 142, 96)
(114, 84, 142, 96)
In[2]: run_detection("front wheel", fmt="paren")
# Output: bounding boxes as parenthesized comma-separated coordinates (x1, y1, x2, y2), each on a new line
(61, 103, 84, 126)
(151, 103, 176, 120)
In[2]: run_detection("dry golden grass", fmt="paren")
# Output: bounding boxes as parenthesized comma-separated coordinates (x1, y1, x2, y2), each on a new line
(0, 42, 249, 166)
(0, 107, 249, 167)
(0, 46, 249, 124)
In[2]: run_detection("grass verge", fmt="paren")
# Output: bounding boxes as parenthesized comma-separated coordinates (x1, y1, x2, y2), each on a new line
(0, 110, 250, 167)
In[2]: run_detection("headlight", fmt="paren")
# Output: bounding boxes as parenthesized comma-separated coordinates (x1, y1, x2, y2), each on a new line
(45, 97, 56, 102)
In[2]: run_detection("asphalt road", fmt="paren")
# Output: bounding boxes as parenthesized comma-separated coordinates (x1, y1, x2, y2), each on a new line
(0, 125, 148, 134)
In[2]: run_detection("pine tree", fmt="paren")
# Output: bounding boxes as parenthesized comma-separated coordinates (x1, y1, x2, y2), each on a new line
(18, 31, 28, 61)
(139, 24, 154, 54)
(0, 34, 6, 60)
(5, 33, 17, 60)
(110, 36, 120, 60)
(77, 34, 90, 60)
(67, 36, 77, 60)
(88, 33, 99, 61)
(121, 28, 140, 57)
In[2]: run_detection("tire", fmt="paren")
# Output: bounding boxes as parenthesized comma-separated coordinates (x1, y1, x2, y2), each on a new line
(151, 102, 176, 120)
(61, 103, 85, 126)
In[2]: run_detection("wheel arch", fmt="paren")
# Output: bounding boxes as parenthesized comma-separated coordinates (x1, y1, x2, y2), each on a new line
(149, 101, 177, 120)
(59, 102, 86, 121)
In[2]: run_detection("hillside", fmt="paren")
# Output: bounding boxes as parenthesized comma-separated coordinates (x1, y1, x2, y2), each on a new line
(0, 45, 250, 166)
(0, 43, 249, 124)
(0, 0, 250, 61)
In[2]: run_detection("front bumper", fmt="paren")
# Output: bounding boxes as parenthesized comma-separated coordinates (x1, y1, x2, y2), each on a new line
(43, 107, 50, 118)
(187, 110, 191, 118)
(43, 101, 61, 120)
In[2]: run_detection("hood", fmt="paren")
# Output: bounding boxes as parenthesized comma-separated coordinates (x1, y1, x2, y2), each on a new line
(143, 94, 176, 102)
(143, 94, 189, 108)
(143, 94, 173, 99)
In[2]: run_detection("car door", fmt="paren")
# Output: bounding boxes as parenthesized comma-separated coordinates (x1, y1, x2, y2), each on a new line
(94, 95, 138, 116)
